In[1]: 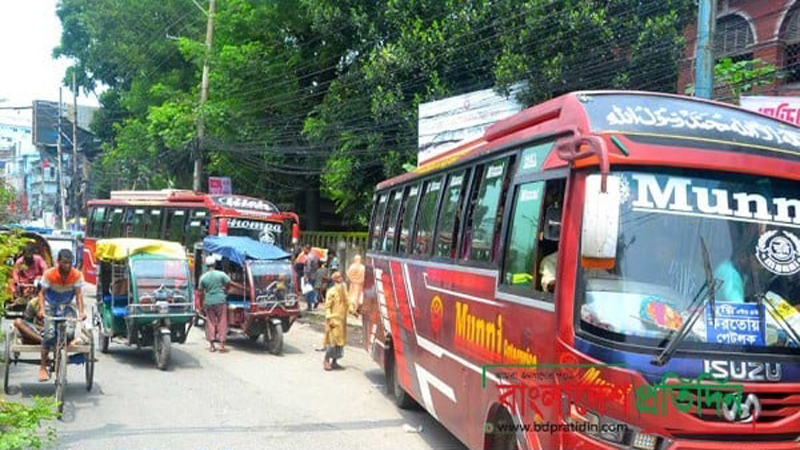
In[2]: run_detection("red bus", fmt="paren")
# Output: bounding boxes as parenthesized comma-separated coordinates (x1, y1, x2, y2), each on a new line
(362, 91, 800, 450)
(84, 190, 300, 284)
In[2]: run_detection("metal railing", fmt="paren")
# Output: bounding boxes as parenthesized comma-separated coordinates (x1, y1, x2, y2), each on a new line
(300, 231, 368, 270)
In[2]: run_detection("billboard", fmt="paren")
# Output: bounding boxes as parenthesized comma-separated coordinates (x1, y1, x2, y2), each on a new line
(740, 96, 800, 126)
(417, 85, 525, 166)
(208, 176, 232, 195)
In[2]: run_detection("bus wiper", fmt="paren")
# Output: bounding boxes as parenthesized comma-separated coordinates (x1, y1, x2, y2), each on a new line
(652, 237, 721, 366)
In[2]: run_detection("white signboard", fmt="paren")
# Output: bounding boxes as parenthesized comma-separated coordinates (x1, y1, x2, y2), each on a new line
(417, 84, 525, 166)
(740, 96, 800, 126)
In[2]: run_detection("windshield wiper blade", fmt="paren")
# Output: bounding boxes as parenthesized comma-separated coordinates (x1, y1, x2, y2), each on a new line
(652, 237, 720, 366)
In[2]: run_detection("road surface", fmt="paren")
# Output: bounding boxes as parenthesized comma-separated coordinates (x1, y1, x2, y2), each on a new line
(2, 297, 466, 450)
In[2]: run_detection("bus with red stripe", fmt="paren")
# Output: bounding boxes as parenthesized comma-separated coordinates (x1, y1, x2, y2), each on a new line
(84, 190, 299, 285)
(362, 91, 800, 450)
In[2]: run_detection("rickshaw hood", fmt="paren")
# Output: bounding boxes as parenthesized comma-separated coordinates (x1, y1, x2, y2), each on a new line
(96, 238, 187, 261)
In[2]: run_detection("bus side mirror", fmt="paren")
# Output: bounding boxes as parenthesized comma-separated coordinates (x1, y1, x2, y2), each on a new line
(581, 174, 620, 269)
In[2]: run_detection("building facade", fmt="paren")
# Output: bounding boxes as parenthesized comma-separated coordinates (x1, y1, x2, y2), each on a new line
(678, 0, 800, 100)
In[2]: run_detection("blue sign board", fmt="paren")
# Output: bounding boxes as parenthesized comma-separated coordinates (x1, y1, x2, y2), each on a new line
(705, 302, 765, 346)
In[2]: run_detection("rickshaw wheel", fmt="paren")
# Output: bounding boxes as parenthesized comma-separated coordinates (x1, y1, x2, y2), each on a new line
(3, 326, 12, 395)
(85, 333, 95, 391)
(55, 346, 67, 416)
(154, 332, 171, 371)
(265, 322, 283, 356)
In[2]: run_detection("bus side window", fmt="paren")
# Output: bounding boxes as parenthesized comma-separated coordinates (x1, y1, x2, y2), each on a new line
(462, 158, 510, 262)
(369, 194, 388, 251)
(435, 169, 469, 258)
(166, 209, 187, 242)
(500, 182, 546, 297)
(538, 179, 566, 293)
(397, 184, 420, 254)
(147, 208, 163, 239)
(412, 177, 442, 255)
(131, 208, 147, 237)
(184, 209, 208, 249)
(381, 190, 403, 252)
(90, 207, 106, 238)
(108, 208, 124, 238)
(121, 208, 135, 237)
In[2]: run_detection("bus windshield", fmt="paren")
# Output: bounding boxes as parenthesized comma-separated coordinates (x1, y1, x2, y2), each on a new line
(577, 170, 800, 354)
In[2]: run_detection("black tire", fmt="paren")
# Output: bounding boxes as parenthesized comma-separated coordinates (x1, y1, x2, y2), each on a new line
(100, 333, 110, 353)
(265, 322, 283, 355)
(487, 409, 519, 450)
(154, 332, 171, 371)
(385, 347, 416, 409)
(3, 327, 12, 395)
(55, 346, 67, 417)
(248, 333, 260, 342)
(85, 333, 95, 392)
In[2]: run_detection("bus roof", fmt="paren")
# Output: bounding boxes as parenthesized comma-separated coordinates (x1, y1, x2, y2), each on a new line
(378, 90, 800, 190)
(89, 190, 283, 217)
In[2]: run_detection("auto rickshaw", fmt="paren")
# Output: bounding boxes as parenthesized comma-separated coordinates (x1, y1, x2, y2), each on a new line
(2, 230, 53, 319)
(195, 236, 299, 355)
(94, 238, 195, 370)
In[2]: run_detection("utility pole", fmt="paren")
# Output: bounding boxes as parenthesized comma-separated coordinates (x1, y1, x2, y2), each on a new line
(72, 72, 80, 229)
(694, 0, 717, 99)
(57, 89, 67, 229)
(193, 0, 215, 192)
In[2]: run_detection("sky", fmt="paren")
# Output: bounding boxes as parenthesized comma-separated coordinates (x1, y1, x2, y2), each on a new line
(0, 0, 100, 124)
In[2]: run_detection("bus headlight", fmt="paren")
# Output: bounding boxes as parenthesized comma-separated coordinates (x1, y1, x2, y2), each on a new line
(563, 397, 668, 450)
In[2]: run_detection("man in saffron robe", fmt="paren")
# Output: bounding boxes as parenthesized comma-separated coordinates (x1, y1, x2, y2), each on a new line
(323, 271, 357, 370)
(346, 255, 365, 309)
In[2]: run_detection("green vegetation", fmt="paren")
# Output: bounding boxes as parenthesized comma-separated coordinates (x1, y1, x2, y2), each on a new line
(56, 0, 694, 225)
(685, 57, 782, 104)
(0, 231, 58, 450)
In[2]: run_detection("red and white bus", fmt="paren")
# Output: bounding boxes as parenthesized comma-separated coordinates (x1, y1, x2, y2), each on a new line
(84, 190, 299, 284)
(362, 91, 800, 450)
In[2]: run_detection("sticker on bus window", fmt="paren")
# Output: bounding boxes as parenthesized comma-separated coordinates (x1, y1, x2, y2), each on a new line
(114, 208, 123, 213)
(175, 211, 185, 216)
(520, 188, 540, 202)
(487, 165, 504, 179)
(451, 175, 463, 187)
(409, 186, 419, 196)
(522, 153, 538, 169)
(705, 302, 765, 346)
(394, 192, 403, 200)
(153, 210, 161, 215)
(135, 209, 144, 214)
(196, 211, 207, 217)
(430, 181, 441, 191)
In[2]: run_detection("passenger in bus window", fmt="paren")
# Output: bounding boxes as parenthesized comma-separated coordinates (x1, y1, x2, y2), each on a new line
(540, 252, 558, 293)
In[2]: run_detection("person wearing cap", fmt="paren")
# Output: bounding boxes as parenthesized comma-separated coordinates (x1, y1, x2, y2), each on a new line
(199, 256, 243, 353)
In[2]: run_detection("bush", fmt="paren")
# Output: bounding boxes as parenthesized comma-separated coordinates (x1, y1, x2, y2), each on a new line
(0, 398, 58, 450)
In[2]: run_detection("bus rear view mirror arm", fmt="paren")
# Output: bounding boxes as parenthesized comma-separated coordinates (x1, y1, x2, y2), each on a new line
(556, 134, 610, 192)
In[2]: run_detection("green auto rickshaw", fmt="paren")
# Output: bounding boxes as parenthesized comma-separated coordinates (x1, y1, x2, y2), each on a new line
(94, 238, 195, 370)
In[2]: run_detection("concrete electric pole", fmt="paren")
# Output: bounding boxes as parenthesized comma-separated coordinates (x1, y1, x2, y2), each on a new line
(193, 0, 215, 192)
(72, 71, 80, 226)
(694, 0, 717, 99)
(57, 88, 67, 229)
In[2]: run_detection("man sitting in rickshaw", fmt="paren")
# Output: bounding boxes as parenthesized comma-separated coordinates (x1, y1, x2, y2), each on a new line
(12, 296, 44, 344)
(37, 249, 86, 382)
(10, 244, 48, 298)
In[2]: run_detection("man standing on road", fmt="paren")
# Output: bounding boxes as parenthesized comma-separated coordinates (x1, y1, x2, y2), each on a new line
(38, 249, 85, 382)
(199, 256, 243, 353)
(323, 271, 357, 371)
(303, 245, 320, 310)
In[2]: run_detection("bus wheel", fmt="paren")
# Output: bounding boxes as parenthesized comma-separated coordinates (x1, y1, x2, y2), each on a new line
(385, 346, 416, 409)
(486, 408, 519, 450)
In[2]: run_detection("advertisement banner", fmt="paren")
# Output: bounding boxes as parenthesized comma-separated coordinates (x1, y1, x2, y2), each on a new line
(208, 176, 232, 195)
(740, 96, 800, 126)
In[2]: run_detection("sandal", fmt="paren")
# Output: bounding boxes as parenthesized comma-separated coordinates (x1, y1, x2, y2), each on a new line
(323, 360, 332, 371)
(218, 347, 228, 353)
(208, 346, 217, 352)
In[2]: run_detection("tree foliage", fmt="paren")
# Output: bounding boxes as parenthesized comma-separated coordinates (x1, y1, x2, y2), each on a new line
(56, 0, 694, 226)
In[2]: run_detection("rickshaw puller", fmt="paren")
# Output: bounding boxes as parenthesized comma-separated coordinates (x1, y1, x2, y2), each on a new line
(38, 249, 86, 382)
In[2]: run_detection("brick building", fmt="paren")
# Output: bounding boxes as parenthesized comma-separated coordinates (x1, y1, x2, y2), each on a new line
(678, 0, 800, 100)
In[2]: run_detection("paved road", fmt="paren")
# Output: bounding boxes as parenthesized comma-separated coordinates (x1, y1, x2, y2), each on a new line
(3, 299, 466, 450)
